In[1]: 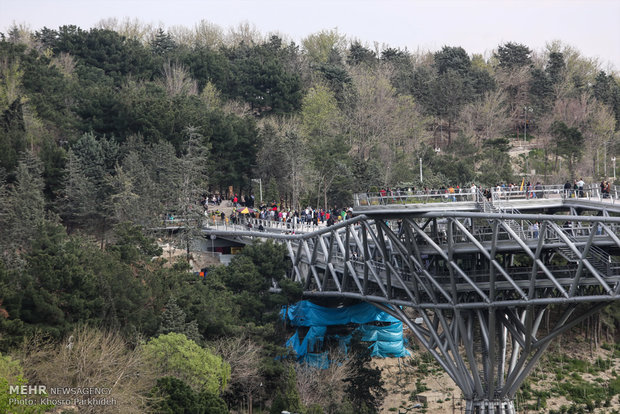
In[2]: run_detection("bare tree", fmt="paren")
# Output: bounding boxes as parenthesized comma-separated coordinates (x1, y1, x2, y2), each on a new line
(95, 17, 155, 43)
(226, 21, 265, 47)
(193, 20, 225, 49)
(257, 116, 310, 210)
(495, 66, 531, 139)
(19, 326, 158, 413)
(158, 61, 198, 97)
(343, 65, 431, 185)
(214, 336, 263, 414)
(460, 89, 510, 145)
(295, 350, 352, 412)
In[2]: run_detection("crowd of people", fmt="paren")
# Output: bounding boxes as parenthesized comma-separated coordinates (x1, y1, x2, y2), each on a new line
(198, 192, 354, 230)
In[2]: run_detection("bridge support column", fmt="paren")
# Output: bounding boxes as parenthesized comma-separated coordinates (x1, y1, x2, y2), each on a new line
(466, 399, 515, 414)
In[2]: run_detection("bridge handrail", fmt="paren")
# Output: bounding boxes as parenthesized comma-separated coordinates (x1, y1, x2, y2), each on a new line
(354, 183, 618, 207)
(354, 189, 476, 206)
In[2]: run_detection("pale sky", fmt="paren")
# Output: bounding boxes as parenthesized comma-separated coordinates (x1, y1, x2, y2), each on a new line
(1, 0, 619, 72)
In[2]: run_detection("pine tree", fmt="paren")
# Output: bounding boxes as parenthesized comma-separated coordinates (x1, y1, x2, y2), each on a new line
(344, 332, 386, 413)
(158, 296, 202, 342)
(269, 365, 303, 414)
(158, 296, 187, 336)
(0, 151, 46, 266)
(176, 126, 210, 261)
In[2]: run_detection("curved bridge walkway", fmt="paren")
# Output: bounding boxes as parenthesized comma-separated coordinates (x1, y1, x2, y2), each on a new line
(201, 184, 620, 414)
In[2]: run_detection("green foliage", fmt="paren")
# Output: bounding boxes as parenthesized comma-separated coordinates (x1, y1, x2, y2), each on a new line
(0, 353, 53, 413)
(0, 151, 46, 257)
(344, 333, 386, 413)
(60, 133, 119, 237)
(39, 138, 66, 203)
(434, 46, 471, 76)
(269, 365, 303, 414)
(241, 240, 289, 283)
(149, 376, 229, 414)
(496, 42, 532, 69)
(204, 110, 257, 191)
(0, 220, 165, 345)
(223, 37, 302, 115)
(38, 26, 157, 85)
(552, 379, 609, 406)
(109, 222, 162, 264)
(477, 138, 514, 185)
(158, 296, 202, 343)
(142, 332, 230, 395)
(347, 41, 377, 67)
(0, 100, 27, 177)
(551, 121, 584, 177)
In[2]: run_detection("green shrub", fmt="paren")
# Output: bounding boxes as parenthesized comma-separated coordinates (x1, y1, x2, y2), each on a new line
(0, 353, 55, 414)
(609, 376, 620, 395)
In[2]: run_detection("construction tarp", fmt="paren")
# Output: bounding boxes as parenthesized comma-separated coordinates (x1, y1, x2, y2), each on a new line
(282, 301, 410, 366)
(281, 300, 401, 326)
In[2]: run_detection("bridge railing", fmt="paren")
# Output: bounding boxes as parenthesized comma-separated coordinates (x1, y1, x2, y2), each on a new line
(587, 183, 619, 204)
(203, 216, 327, 234)
(354, 183, 619, 207)
(354, 190, 476, 206)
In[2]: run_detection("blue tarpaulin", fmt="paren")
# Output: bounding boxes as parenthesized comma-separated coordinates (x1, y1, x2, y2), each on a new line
(282, 301, 410, 367)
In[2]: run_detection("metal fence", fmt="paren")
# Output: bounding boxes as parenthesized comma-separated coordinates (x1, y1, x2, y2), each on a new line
(354, 183, 619, 206)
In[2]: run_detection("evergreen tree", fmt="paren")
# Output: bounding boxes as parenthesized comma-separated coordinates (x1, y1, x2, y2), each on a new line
(269, 365, 303, 414)
(158, 296, 202, 342)
(344, 333, 386, 414)
(347, 41, 377, 67)
(0, 100, 27, 177)
(60, 133, 119, 244)
(551, 121, 584, 177)
(496, 42, 532, 69)
(0, 151, 46, 265)
(175, 126, 209, 260)
(149, 376, 229, 414)
(149, 28, 176, 57)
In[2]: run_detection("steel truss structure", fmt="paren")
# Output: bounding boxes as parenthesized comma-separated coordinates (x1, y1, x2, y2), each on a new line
(204, 211, 620, 414)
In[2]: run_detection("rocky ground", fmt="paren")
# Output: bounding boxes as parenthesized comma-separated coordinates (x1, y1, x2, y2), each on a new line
(378, 333, 620, 414)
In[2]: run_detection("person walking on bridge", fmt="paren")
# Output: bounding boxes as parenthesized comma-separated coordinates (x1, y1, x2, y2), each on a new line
(577, 178, 585, 197)
(564, 181, 572, 199)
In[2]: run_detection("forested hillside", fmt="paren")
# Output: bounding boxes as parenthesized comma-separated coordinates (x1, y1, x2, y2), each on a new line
(0, 20, 619, 413)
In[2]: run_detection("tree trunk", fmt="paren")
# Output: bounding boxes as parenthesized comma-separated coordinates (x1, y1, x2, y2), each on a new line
(324, 185, 328, 211)
(100, 216, 106, 250)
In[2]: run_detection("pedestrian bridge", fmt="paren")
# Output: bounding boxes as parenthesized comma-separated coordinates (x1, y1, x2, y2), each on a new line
(200, 184, 620, 414)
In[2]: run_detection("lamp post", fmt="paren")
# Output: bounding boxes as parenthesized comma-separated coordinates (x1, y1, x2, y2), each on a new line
(252, 178, 263, 204)
(613, 157, 617, 180)
(523, 106, 533, 146)
(210, 234, 216, 255)
(419, 158, 423, 184)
